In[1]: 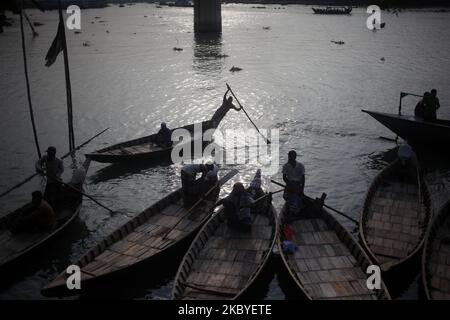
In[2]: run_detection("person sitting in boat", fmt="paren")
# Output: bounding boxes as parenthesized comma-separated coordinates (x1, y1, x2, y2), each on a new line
(425, 89, 441, 122)
(215, 182, 255, 233)
(283, 150, 305, 216)
(35, 146, 64, 209)
(210, 89, 242, 128)
(248, 169, 271, 214)
(414, 92, 429, 119)
(180, 163, 207, 206)
(155, 122, 173, 148)
(11, 191, 56, 233)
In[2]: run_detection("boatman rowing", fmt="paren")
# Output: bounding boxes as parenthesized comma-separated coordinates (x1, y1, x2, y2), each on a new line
(210, 89, 242, 128)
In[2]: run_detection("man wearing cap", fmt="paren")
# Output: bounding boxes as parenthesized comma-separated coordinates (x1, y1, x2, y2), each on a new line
(35, 146, 64, 209)
(155, 122, 173, 148)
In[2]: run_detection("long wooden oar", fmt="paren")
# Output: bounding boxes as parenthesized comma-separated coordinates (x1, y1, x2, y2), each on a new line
(161, 169, 239, 240)
(270, 179, 359, 224)
(0, 128, 109, 199)
(226, 83, 271, 145)
(38, 168, 115, 214)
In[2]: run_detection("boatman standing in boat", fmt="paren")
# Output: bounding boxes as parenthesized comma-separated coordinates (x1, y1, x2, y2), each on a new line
(155, 122, 173, 148)
(282, 150, 305, 215)
(35, 146, 64, 209)
(210, 89, 242, 128)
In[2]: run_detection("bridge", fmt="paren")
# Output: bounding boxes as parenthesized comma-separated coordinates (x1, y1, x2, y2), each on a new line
(194, 0, 222, 33)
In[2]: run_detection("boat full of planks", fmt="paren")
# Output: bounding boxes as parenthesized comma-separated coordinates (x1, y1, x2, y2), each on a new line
(85, 92, 240, 164)
(359, 158, 431, 276)
(0, 159, 91, 272)
(172, 189, 278, 299)
(42, 169, 238, 297)
(422, 200, 450, 300)
(278, 195, 391, 300)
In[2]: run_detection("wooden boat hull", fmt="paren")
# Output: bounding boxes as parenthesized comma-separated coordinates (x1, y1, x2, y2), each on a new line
(422, 200, 450, 300)
(359, 158, 431, 277)
(86, 120, 215, 164)
(42, 170, 236, 298)
(172, 200, 278, 300)
(0, 159, 91, 273)
(278, 197, 391, 300)
(363, 110, 450, 147)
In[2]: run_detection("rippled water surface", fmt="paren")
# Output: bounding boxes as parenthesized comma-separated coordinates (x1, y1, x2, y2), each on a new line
(1, 3, 450, 299)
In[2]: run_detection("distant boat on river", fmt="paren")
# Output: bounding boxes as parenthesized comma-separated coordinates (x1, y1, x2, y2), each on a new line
(312, 6, 352, 15)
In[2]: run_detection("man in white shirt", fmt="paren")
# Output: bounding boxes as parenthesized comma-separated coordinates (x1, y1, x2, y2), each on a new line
(282, 150, 305, 214)
(35, 146, 64, 209)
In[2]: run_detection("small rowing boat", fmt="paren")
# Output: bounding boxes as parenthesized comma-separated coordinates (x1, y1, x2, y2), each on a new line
(42, 169, 237, 297)
(360, 158, 431, 274)
(278, 195, 391, 300)
(422, 200, 450, 300)
(312, 6, 352, 15)
(172, 189, 277, 299)
(86, 94, 239, 164)
(0, 159, 91, 272)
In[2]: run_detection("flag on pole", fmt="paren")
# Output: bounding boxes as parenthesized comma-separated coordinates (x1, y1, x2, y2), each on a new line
(45, 20, 64, 67)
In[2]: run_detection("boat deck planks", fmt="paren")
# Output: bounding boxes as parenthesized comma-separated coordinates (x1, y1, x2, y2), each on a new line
(80, 197, 213, 277)
(422, 201, 450, 300)
(279, 198, 391, 300)
(360, 158, 431, 272)
(172, 200, 278, 300)
(43, 170, 237, 297)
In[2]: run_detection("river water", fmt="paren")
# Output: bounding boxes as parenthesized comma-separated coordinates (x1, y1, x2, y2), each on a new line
(1, 3, 450, 299)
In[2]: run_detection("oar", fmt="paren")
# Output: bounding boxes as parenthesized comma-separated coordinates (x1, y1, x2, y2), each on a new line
(0, 128, 109, 199)
(161, 169, 239, 240)
(239, 188, 284, 209)
(270, 179, 359, 224)
(226, 83, 271, 145)
(38, 169, 115, 214)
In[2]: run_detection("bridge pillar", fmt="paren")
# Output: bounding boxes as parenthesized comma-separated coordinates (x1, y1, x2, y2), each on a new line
(194, 0, 222, 33)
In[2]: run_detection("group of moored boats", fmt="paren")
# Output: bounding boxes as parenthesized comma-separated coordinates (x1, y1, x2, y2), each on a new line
(1, 88, 450, 300)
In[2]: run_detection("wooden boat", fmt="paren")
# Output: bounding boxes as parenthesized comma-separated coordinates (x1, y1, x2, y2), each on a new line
(42, 169, 237, 297)
(278, 195, 391, 300)
(312, 6, 352, 15)
(86, 99, 235, 164)
(362, 110, 450, 147)
(172, 193, 278, 299)
(0, 159, 91, 271)
(422, 200, 450, 300)
(360, 158, 431, 275)
(168, 1, 193, 8)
